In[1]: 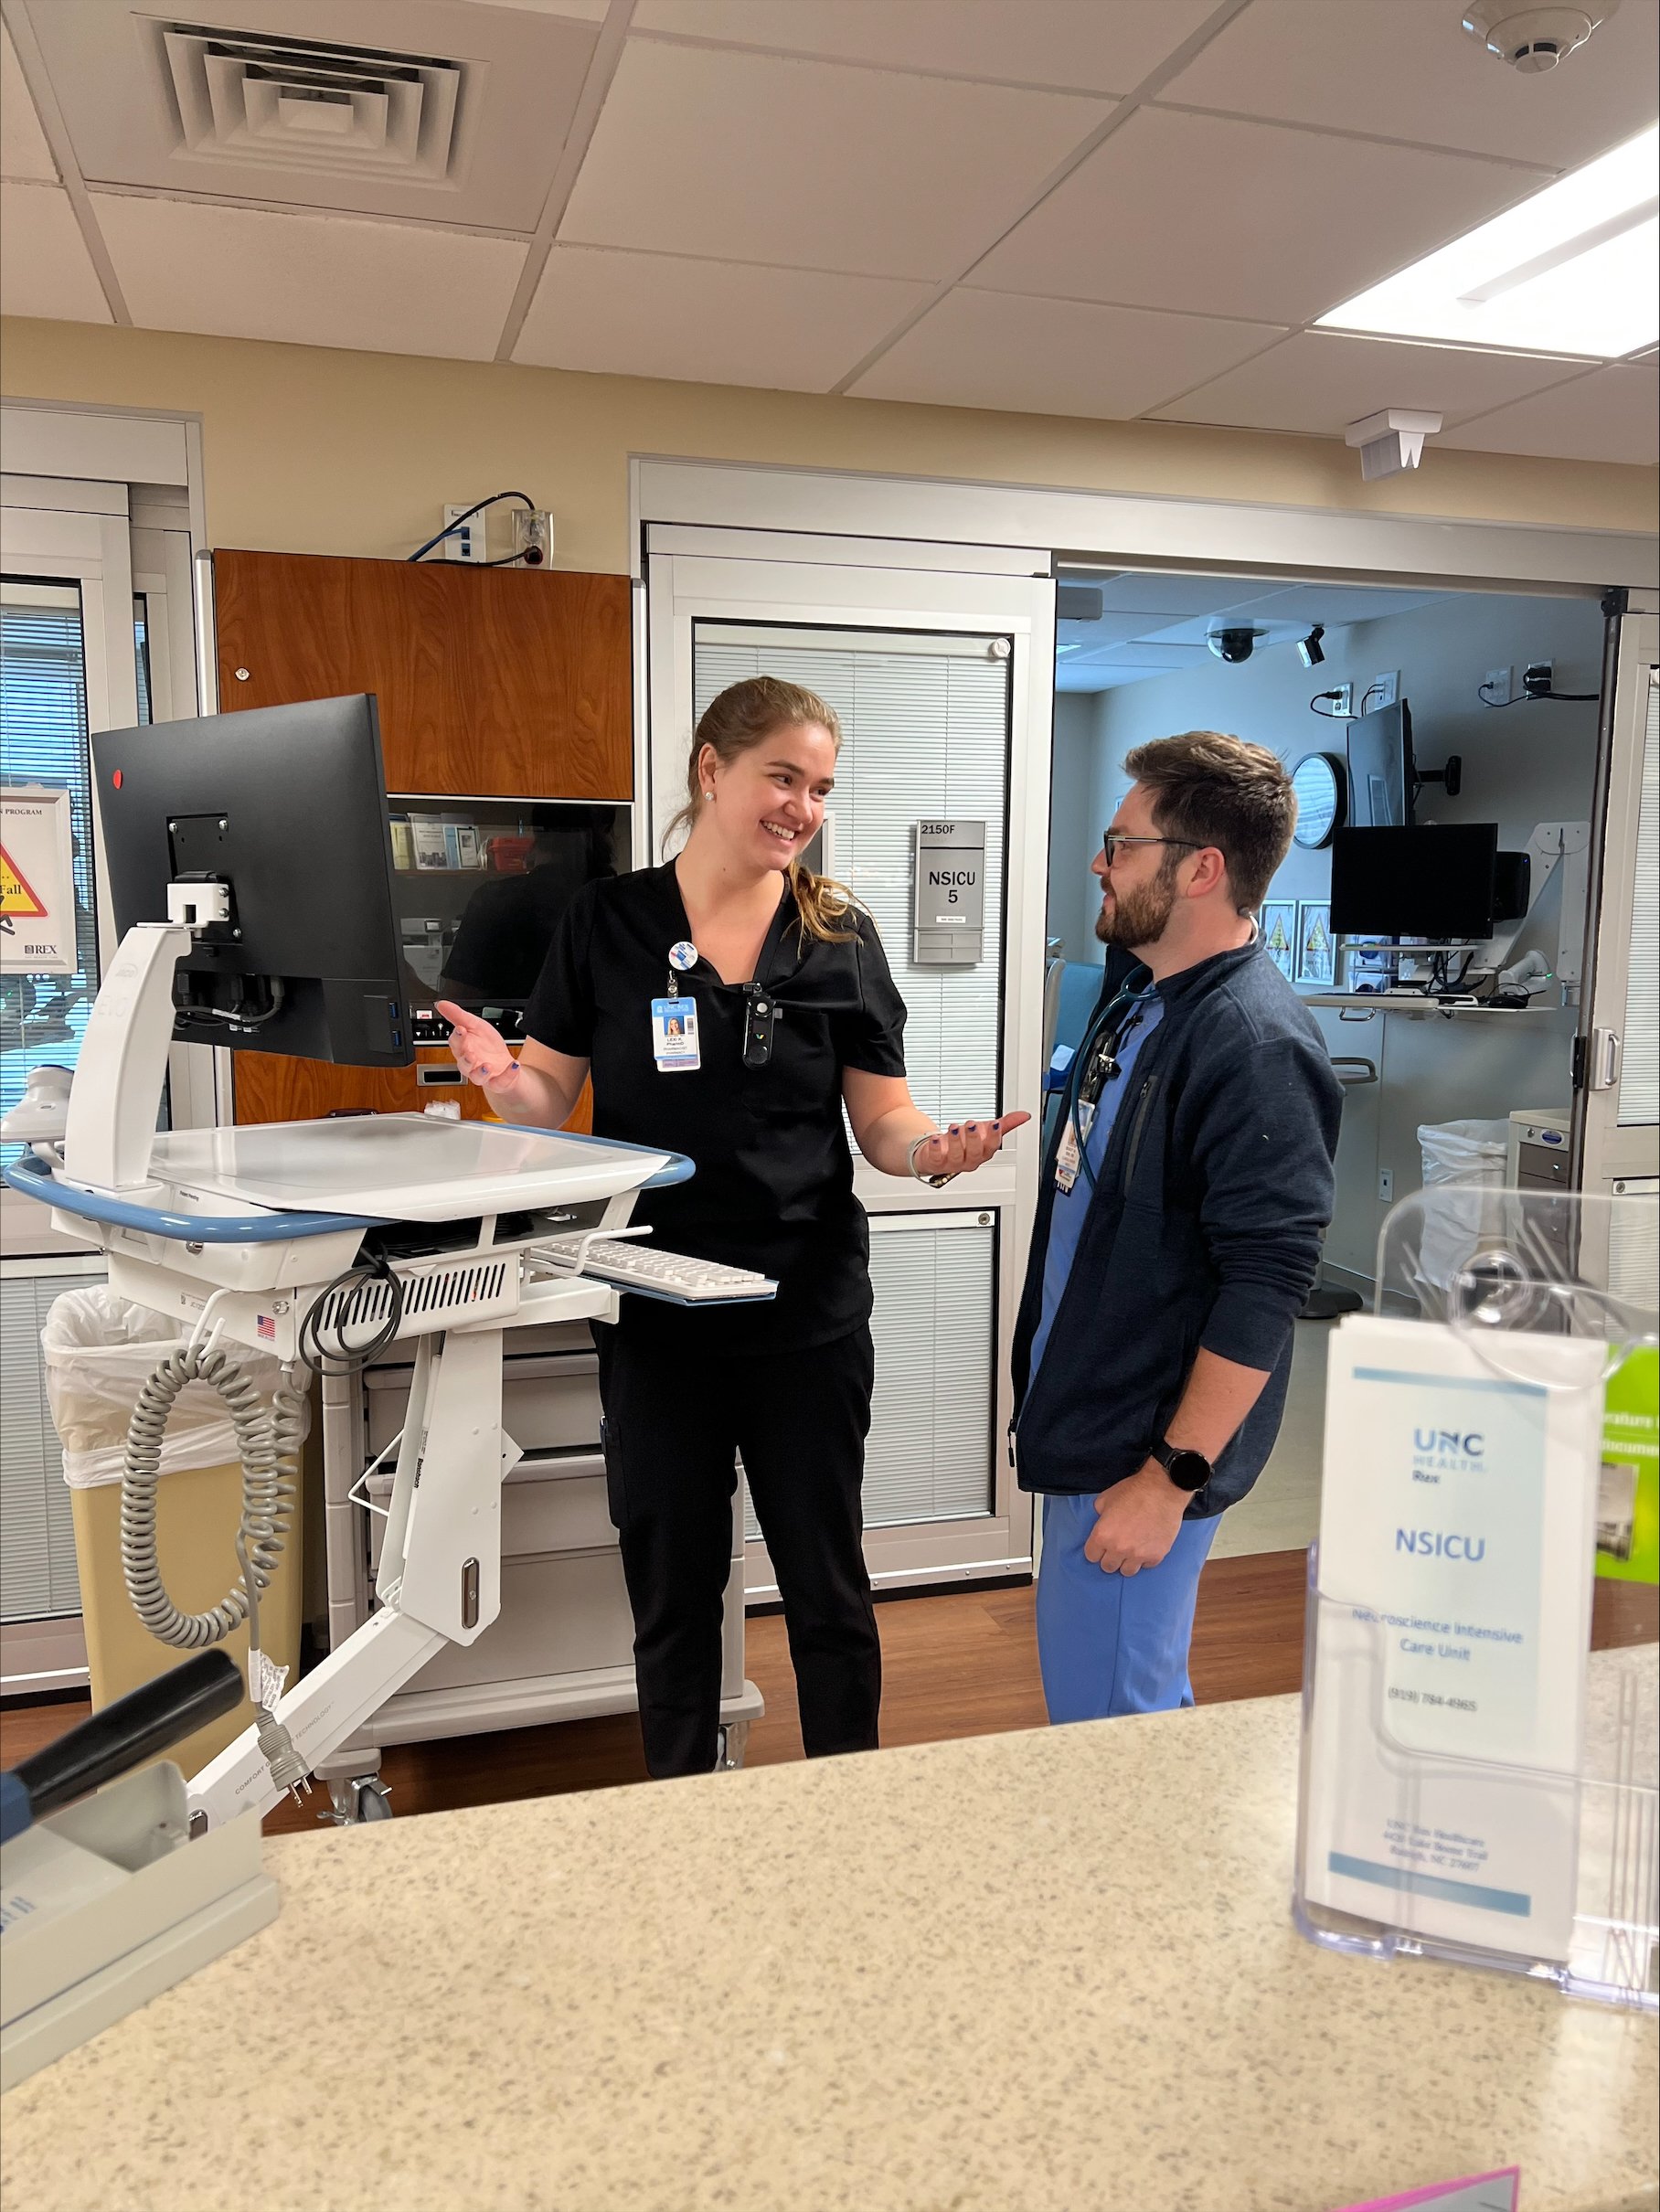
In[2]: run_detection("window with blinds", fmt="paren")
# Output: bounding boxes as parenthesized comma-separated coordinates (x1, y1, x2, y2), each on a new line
(0, 1272, 89, 1622)
(744, 1214, 996, 1541)
(1618, 670, 1658, 1128)
(0, 585, 101, 1125)
(692, 631, 1010, 1126)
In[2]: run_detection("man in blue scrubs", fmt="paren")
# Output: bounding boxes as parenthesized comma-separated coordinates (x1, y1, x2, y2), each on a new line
(1011, 732, 1342, 1721)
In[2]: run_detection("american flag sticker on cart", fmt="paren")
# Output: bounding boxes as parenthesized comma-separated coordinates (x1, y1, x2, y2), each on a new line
(256, 1315, 275, 1342)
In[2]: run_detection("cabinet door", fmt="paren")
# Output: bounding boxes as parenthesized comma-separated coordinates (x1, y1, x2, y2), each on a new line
(209, 550, 627, 1125)
(212, 550, 632, 798)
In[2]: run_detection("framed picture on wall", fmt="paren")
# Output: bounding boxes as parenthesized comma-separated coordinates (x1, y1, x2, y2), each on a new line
(1295, 900, 1335, 989)
(1261, 899, 1297, 981)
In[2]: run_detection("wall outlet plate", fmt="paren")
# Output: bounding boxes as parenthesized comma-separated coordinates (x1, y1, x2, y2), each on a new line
(1367, 670, 1400, 710)
(1523, 660, 1555, 699)
(511, 509, 554, 567)
(442, 505, 487, 564)
(1484, 665, 1513, 705)
(1378, 1169, 1394, 1203)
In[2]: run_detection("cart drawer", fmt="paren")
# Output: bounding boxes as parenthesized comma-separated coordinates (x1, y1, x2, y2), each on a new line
(366, 1354, 602, 1456)
(365, 1453, 615, 1572)
(399, 1549, 634, 1695)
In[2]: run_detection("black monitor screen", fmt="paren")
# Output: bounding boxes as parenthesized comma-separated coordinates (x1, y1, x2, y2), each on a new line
(1330, 824, 1498, 940)
(1346, 700, 1415, 827)
(92, 695, 410, 1067)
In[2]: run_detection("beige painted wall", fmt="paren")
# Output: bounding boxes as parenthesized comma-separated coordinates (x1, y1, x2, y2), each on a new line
(3, 316, 1655, 575)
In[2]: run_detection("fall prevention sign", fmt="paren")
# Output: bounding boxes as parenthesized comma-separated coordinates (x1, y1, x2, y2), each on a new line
(0, 787, 76, 975)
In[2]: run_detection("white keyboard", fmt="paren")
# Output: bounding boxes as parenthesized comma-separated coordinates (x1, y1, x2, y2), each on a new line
(536, 1232, 777, 1303)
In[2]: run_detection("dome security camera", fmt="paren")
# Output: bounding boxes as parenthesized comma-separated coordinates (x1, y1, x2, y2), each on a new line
(1208, 626, 1261, 665)
(1461, 2, 1619, 71)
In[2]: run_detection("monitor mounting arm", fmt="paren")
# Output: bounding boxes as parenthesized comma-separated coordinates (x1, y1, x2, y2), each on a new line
(59, 886, 228, 1198)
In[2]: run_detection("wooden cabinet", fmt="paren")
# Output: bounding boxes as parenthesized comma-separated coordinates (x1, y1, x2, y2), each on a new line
(210, 550, 626, 1128)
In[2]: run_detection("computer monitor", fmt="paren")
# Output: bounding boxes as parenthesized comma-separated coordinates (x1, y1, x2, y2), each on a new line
(1346, 700, 1416, 827)
(1330, 824, 1498, 941)
(91, 695, 410, 1067)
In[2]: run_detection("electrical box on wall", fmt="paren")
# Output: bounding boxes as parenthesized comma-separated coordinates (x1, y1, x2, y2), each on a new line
(912, 820, 985, 965)
(442, 505, 488, 564)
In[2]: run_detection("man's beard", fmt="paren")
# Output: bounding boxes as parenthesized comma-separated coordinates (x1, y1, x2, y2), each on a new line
(1095, 864, 1178, 952)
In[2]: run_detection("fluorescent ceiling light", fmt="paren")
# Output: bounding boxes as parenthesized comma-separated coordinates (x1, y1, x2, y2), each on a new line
(1317, 125, 1658, 358)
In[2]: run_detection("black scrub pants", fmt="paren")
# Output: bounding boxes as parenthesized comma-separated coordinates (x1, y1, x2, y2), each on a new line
(595, 1323, 882, 1778)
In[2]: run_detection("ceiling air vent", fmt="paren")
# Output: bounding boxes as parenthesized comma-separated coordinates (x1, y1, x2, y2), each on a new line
(159, 24, 467, 183)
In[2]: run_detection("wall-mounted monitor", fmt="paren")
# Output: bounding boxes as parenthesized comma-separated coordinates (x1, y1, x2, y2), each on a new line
(1346, 700, 1415, 828)
(1330, 824, 1498, 941)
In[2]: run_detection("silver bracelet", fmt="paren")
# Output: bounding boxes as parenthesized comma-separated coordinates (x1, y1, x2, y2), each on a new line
(908, 1133, 956, 1189)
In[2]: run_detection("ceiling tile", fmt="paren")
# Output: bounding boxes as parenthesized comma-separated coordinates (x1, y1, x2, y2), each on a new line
(849, 289, 1282, 418)
(1159, 0, 1660, 170)
(629, 0, 1219, 93)
(973, 107, 1552, 325)
(1087, 571, 1298, 617)
(1441, 363, 1660, 463)
(0, 181, 111, 322)
(515, 246, 931, 389)
(2, 26, 57, 182)
(91, 194, 526, 359)
(1242, 584, 1452, 624)
(1150, 330, 1584, 434)
(31, 1, 599, 232)
(559, 38, 1110, 280)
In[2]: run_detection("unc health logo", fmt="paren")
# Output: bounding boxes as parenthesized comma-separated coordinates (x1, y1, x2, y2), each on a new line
(1411, 1425, 1487, 1476)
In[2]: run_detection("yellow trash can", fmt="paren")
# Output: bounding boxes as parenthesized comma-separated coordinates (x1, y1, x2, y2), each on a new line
(44, 1290, 307, 1783)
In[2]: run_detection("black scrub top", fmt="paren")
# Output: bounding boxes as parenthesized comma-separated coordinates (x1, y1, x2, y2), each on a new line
(524, 863, 909, 1355)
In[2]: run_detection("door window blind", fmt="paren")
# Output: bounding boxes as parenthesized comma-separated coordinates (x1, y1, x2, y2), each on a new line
(1618, 670, 1658, 1127)
(0, 1272, 90, 1622)
(743, 1216, 995, 1539)
(692, 633, 1009, 1125)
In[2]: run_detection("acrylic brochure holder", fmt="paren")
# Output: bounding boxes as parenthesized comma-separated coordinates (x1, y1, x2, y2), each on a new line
(1294, 1185, 1659, 2012)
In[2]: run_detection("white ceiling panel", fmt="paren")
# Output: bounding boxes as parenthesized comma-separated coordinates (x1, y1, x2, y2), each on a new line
(30, 0, 601, 232)
(1150, 329, 1585, 434)
(1441, 363, 1660, 463)
(0, 181, 112, 323)
(2, 26, 57, 182)
(1161, 0, 1660, 170)
(849, 289, 1282, 420)
(972, 107, 1552, 325)
(515, 245, 931, 389)
(559, 38, 1110, 280)
(1079, 571, 1299, 617)
(92, 194, 527, 359)
(628, 0, 1220, 94)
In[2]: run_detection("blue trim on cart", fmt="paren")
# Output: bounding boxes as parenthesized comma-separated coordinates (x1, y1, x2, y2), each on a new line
(2, 1152, 386, 1244)
(490, 1122, 696, 1189)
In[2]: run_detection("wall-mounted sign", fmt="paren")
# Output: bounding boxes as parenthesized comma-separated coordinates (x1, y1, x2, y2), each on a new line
(0, 786, 76, 975)
(911, 820, 985, 966)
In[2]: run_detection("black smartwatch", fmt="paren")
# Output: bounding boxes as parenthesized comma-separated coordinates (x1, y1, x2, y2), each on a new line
(1151, 1438, 1213, 1493)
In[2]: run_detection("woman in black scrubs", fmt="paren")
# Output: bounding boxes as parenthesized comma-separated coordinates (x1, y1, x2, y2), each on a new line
(439, 675, 1022, 1777)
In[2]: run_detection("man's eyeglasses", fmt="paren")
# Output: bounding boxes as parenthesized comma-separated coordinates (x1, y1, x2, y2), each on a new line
(1101, 832, 1205, 868)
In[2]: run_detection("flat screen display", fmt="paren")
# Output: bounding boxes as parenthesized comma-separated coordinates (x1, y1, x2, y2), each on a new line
(1346, 701, 1414, 828)
(1329, 824, 1498, 940)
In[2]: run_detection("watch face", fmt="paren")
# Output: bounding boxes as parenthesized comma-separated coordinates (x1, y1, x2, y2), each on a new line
(1166, 1448, 1211, 1491)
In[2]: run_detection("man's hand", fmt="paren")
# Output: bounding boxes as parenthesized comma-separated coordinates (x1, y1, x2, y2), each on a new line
(1083, 1462, 1189, 1577)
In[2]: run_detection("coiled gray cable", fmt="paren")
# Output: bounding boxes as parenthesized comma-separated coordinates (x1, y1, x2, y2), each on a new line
(120, 1344, 312, 1800)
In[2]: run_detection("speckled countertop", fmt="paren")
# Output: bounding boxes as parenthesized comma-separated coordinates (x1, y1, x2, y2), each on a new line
(4, 1681, 1655, 2212)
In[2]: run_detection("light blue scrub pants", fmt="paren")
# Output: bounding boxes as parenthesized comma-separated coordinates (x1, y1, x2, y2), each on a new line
(1036, 1493, 1218, 1722)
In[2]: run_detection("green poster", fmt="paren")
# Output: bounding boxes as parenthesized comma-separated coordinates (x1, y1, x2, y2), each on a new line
(1597, 1347, 1658, 1584)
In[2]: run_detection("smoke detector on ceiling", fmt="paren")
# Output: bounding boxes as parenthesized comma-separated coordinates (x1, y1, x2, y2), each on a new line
(158, 24, 468, 181)
(1461, 2, 1621, 71)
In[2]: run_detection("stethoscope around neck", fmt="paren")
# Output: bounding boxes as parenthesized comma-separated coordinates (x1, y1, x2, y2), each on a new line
(1057, 980, 1156, 1192)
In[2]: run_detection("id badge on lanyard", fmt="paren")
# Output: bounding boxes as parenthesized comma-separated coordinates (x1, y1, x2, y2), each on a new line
(651, 996, 700, 1071)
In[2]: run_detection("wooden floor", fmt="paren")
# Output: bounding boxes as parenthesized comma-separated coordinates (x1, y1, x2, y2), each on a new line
(3, 1555, 1654, 1840)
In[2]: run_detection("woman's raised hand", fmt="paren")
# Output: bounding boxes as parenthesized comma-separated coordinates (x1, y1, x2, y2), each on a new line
(435, 1000, 521, 1091)
(912, 1111, 1031, 1181)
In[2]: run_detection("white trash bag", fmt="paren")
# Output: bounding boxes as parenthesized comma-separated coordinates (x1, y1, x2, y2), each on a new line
(1415, 1118, 1511, 1293)
(41, 1287, 304, 1489)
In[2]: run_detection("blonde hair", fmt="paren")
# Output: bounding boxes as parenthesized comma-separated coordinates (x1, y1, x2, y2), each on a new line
(665, 675, 858, 944)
